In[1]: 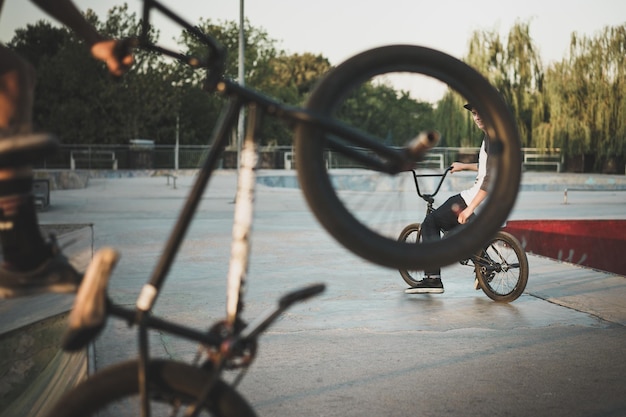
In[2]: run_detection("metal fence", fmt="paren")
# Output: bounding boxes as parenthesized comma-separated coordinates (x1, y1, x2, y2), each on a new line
(36, 144, 209, 170)
(34, 144, 562, 172)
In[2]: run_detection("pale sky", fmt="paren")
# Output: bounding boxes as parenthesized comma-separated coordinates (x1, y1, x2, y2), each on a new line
(1, 0, 625, 100)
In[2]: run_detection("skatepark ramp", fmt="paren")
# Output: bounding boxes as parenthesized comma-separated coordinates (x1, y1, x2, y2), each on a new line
(0, 225, 93, 417)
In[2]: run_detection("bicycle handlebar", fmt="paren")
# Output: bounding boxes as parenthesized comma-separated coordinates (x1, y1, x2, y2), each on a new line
(138, 0, 227, 89)
(411, 165, 453, 202)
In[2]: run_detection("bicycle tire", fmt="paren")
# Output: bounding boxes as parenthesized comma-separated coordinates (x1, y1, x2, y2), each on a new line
(44, 359, 257, 417)
(398, 223, 423, 287)
(295, 45, 521, 270)
(475, 231, 528, 303)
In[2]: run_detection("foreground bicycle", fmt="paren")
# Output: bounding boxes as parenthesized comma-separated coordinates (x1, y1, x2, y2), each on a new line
(398, 167, 529, 302)
(45, 0, 522, 415)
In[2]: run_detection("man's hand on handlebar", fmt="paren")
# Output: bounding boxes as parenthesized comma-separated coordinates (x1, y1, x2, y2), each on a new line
(450, 162, 478, 173)
(90, 39, 135, 77)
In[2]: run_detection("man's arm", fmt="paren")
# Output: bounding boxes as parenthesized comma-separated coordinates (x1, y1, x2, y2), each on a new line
(29, 0, 133, 76)
(458, 138, 491, 224)
(458, 189, 487, 224)
(450, 162, 478, 173)
(30, 0, 103, 45)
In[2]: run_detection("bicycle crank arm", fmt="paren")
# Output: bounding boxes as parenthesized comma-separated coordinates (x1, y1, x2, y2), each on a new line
(238, 283, 325, 341)
(62, 247, 120, 351)
(279, 282, 326, 307)
(500, 263, 520, 272)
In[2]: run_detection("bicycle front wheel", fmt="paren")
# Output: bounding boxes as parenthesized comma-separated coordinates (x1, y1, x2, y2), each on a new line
(44, 360, 257, 417)
(398, 223, 424, 287)
(475, 231, 529, 303)
(295, 45, 522, 270)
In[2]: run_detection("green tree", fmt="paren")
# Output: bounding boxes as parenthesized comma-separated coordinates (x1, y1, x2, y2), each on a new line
(265, 52, 331, 99)
(260, 52, 331, 145)
(178, 18, 286, 145)
(464, 21, 543, 148)
(433, 92, 477, 148)
(8, 21, 70, 67)
(536, 24, 626, 170)
(91, 5, 184, 143)
(13, 5, 624, 172)
(335, 81, 435, 148)
(178, 21, 335, 146)
(7, 4, 181, 145)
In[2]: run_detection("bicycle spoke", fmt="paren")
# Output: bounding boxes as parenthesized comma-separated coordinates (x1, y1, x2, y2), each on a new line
(476, 232, 528, 302)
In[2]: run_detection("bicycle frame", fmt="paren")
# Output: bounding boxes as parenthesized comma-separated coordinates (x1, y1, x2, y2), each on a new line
(67, 2, 439, 416)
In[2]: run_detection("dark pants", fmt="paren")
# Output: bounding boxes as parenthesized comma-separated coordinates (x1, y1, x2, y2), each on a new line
(421, 194, 467, 276)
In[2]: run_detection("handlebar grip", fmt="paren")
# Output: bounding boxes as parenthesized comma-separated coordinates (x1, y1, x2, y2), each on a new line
(108, 38, 138, 79)
(405, 131, 440, 160)
(114, 37, 139, 57)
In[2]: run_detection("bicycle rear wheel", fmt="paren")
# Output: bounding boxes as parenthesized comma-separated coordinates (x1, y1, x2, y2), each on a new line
(398, 223, 424, 287)
(44, 360, 257, 417)
(475, 231, 529, 303)
(295, 45, 521, 270)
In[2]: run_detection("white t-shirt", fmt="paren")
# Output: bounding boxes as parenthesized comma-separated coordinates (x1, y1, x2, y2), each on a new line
(460, 139, 488, 206)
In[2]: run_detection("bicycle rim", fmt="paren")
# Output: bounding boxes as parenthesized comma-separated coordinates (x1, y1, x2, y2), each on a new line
(44, 360, 257, 417)
(295, 45, 521, 270)
(476, 231, 529, 302)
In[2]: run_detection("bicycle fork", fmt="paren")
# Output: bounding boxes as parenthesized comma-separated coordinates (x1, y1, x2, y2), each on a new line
(225, 103, 261, 329)
(186, 102, 326, 417)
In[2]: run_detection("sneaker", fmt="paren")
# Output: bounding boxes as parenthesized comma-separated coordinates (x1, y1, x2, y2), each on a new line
(405, 277, 444, 294)
(0, 239, 81, 298)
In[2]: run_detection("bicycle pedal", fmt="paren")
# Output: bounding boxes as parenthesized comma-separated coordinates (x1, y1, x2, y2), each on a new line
(62, 247, 120, 351)
(279, 283, 326, 308)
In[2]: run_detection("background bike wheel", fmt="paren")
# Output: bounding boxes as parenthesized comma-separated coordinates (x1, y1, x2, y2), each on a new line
(295, 44, 521, 271)
(44, 360, 257, 417)
(398, 223, 424, 286)
(475, 231, 529, 302)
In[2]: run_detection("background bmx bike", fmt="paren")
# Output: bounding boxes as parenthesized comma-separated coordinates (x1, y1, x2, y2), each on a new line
(398, 167, 529, 303)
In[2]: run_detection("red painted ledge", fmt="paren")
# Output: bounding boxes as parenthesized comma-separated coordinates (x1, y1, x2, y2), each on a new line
(503, 220, 626, 276)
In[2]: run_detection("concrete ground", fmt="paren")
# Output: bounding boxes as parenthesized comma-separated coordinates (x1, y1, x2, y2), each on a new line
(37, 170, 626, 417)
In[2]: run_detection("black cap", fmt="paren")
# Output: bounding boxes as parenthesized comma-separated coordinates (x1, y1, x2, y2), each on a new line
(463, 103, 473, 111)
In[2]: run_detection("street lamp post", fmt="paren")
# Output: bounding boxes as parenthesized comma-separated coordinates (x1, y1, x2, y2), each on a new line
(236, 0, 245, 171)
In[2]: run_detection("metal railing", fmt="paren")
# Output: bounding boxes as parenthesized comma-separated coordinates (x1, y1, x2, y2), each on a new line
(34, 144, 561, 172)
